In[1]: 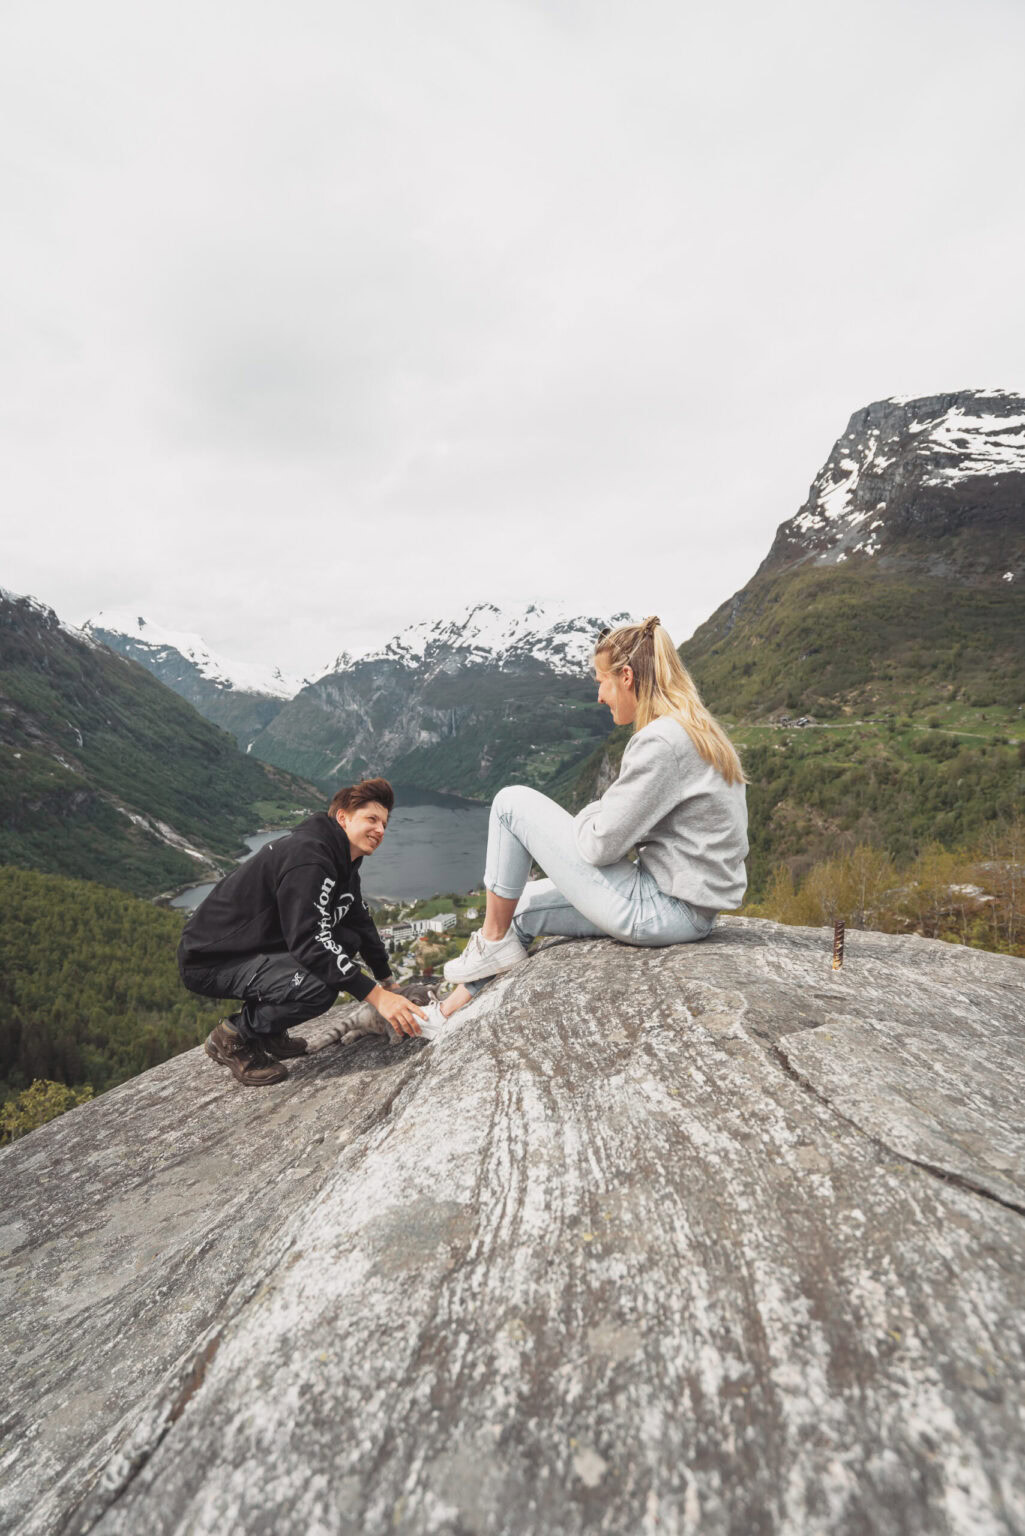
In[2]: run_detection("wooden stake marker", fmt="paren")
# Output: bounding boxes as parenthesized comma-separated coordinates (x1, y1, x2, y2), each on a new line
(832, 919, 846, 970)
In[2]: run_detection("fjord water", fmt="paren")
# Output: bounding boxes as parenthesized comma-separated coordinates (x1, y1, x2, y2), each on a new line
(170, 831, 282, 910)
(170, 787, 490, 909)
(359, 787, 490, 902)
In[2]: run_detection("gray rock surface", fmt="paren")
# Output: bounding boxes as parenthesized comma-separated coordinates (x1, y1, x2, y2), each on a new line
(2, 918, 1024, 1535)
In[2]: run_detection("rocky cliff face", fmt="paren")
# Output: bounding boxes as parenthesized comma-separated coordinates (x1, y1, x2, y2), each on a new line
(761, 390, 1025, 583)
(674, 390, 1025, 727)
(252, 602, 630, 796)
(3, 920, 1023, 1534)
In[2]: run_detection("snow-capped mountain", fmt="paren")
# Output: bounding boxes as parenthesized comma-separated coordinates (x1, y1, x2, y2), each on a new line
(83, 601, 630, 783)
(83, 612, 327, 749)
(764, 389, 1025, 580)
(331, 603, 632, 678)
(84, 612, 312, 699)
(678, 388, 1025, 726)
(1, 586, 98, 646)
(252, 604, 632, 796)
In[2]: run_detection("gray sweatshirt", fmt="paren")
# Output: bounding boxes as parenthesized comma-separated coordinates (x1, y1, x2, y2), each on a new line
(573, 715, 748, 911)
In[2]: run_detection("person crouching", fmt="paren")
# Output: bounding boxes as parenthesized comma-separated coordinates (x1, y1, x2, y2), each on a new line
(178, 777, 426, 1086)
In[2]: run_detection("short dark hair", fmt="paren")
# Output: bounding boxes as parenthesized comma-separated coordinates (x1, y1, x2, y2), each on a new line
(328, 777, 394, 819)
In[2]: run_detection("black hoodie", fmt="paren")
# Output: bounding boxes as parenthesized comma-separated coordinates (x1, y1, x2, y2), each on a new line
(177, 812, 391, 1002)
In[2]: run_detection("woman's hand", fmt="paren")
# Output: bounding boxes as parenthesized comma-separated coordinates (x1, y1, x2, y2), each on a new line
(367, 983, 426, 1037)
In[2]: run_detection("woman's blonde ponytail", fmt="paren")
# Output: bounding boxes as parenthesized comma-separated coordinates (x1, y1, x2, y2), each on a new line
(594, 617, 746, 786)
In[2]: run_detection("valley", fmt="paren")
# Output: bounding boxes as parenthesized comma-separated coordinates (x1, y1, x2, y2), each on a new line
(4, 387, 1024, 1125)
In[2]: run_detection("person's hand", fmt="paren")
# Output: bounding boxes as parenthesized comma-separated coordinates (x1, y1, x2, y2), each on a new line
(368, 983, 426, 1037)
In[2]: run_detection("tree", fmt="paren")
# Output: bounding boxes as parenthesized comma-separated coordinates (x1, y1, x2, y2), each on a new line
(0, 1079, 94, 1145)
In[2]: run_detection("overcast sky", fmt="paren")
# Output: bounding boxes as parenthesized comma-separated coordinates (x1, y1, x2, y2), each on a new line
(3, 0, 1023, 674)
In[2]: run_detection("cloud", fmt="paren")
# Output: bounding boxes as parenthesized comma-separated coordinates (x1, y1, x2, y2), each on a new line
(2, 0, 1023, 671)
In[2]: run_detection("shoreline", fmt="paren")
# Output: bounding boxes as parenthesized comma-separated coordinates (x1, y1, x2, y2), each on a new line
(160, 797, 490, 911)
(155, 826, 290, 908)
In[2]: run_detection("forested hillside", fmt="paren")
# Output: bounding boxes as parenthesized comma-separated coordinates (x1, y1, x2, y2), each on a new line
(84, 611, 306, 748)
(565, 714, 1024, 899)
(745, 821, 1025, 957)
(683, 563, 1024, 725)
(1, 588, 316, 895)
(0, 866, 226, 1101)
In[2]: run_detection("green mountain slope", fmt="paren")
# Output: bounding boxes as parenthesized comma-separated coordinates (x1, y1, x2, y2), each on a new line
(734, 720, 1024, 895)
(564, 667, 1024, 902)
(684, 562, 1024, 722)
(0, 864, 224, 1100)
(562, 392, 1025, 898)
(84, 616, 291, 747)
(0, 589, 316, 895)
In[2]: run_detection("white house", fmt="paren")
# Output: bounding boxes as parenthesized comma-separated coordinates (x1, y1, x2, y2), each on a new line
(407, 912, 457, 936)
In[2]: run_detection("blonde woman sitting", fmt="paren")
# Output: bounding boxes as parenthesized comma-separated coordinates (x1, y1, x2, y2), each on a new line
(434, 616, 748, 1020)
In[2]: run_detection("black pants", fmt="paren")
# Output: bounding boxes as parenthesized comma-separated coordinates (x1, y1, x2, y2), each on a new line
(179, 952, 340, 1043)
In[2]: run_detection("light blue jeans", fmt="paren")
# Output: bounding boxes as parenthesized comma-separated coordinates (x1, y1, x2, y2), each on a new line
(465, 785, 717, 993)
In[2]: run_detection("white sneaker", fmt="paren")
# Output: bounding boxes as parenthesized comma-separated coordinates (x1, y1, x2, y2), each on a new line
(443, 928, 528, 984)
(417, 1000, 448, 1041)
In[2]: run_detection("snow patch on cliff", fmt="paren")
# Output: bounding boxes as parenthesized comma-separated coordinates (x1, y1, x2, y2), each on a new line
(331, 602, 633, 677)
(1, 586, 96, 646)
(786, 390, 1025, 560)
(921, 408, 1025, 485)
(86, 612, 311, 699)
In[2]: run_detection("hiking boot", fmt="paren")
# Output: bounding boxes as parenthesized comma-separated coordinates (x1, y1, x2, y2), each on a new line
(205, 1019, 288, 1086)
(262, 1031, 309, 1059)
